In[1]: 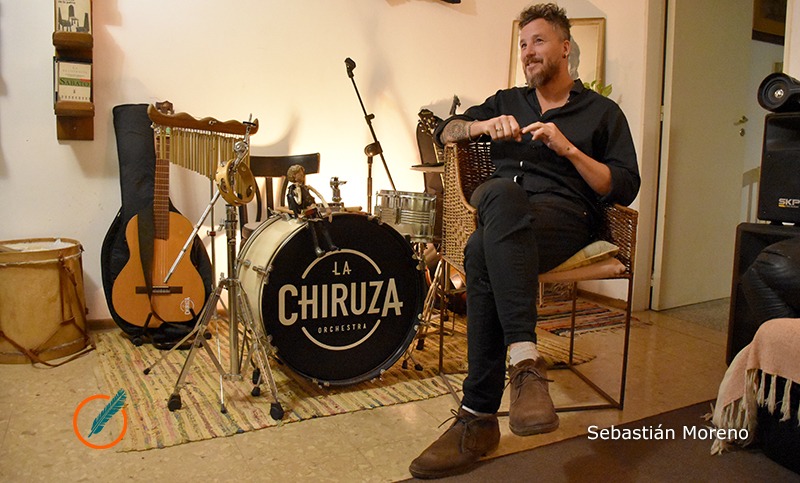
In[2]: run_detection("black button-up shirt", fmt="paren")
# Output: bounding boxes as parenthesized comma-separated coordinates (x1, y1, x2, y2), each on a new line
(435, 80, 641, 215)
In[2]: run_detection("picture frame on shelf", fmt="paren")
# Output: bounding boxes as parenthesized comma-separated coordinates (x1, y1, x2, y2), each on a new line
(508, 17, 606, 89)
(54, 59, 92, 104)
(54, 0, 92, 35)
(752, 0, 786, 45)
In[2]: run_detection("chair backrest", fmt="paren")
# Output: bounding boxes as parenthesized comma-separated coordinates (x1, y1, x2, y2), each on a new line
(441, 142, 494, 272)
(596, 203, 638, 275)
(241, 153, 321, 227)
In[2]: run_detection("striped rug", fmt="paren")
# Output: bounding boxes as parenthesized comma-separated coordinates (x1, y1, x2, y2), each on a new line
(95, 315, 593, 452)
(536, 299, 637, 337)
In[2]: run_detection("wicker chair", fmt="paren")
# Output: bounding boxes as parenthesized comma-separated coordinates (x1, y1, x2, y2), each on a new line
(437, 141, 638, 411)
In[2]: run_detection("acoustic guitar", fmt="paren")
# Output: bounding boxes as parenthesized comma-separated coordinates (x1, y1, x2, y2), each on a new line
(111, 104, 206, 328)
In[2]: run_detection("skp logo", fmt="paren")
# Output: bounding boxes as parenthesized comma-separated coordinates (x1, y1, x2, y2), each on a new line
(778, 198, 800, 209)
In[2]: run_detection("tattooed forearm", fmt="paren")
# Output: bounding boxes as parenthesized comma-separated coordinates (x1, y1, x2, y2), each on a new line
(441, 120, 472, 144)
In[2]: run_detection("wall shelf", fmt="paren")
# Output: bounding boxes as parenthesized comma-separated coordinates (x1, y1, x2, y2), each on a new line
(53, 1, 93, 141)
(54, 101, 94, 140)
(52, 31, 93, 52)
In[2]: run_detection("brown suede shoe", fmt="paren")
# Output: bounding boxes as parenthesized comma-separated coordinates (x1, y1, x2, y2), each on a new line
(507, 358, 559, 436)
(409, 408, 500, 479)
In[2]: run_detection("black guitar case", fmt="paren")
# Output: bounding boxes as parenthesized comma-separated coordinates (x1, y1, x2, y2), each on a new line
(101, 103, 213, 348)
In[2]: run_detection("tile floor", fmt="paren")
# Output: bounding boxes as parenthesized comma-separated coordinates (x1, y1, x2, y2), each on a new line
(0, 301, 731, 482)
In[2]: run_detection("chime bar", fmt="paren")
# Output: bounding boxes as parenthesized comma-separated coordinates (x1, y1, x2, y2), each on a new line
(147, 105, 258, 136)
(147, 104, 255, 179)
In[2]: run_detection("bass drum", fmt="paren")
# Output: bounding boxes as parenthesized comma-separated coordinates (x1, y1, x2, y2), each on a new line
(238, 213, 425, 386)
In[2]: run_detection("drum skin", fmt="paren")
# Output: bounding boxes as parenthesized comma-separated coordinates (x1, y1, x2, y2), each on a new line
(238, 213, 425, 385)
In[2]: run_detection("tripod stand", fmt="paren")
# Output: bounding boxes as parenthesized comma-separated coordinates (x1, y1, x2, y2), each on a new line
(143, 123, 284, 420)
(159, 259, 283, 420)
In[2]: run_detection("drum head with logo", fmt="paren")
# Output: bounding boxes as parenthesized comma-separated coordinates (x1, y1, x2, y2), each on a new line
(261, 213, 424, 385)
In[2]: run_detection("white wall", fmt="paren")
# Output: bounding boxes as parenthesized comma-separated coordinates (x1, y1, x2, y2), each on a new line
(0, 0, 653, 320)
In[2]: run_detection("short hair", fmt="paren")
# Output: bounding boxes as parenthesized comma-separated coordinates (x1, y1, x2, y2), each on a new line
(517, 3, 571, 41)
(287, 164, 305, 182)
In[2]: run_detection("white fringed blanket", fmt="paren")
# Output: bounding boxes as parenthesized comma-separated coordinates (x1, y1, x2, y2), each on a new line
(711, 318, 800, 454)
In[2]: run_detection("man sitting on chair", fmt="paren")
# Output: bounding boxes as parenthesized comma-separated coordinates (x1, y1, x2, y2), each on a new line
(409, 3, 640, 479)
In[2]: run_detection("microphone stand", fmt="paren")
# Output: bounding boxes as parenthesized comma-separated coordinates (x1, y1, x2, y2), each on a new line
(345, 57, 396, 214)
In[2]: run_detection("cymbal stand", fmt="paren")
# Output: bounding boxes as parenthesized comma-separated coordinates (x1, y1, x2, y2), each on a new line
(154, 266, 283, 418)
(344, 57, 396, 214)
(208, 179, 219, 292)
(145, 120, 284, 419)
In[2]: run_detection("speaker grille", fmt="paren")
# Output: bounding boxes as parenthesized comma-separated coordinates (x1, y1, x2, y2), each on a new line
(758, 113, 800, 224)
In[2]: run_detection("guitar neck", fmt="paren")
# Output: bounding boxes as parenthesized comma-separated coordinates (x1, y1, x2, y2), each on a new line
(153, 130, 170, 240)
(449, 95, 460, 116)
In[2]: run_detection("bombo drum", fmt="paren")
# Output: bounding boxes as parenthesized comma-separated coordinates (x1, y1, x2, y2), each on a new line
(238, 213, 425, 385)
(0, 238, 89, 364)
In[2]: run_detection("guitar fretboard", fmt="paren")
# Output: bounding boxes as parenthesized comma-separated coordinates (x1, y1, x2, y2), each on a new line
(153, 130, 170, 240)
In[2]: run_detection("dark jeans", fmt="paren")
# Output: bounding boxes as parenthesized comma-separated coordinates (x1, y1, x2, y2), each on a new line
(461, 178, 594, 413)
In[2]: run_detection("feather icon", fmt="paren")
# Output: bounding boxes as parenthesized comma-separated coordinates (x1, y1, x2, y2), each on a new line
(88, 389, 127, 438)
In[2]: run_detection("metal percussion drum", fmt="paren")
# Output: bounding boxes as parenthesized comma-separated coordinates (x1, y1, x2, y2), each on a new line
(237, 213, 425, 386)
(374, 190, 436, 243)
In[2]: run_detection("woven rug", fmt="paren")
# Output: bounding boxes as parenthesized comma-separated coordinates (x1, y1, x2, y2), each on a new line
(94, 315, 593, 452)
(536, 299, 639, 337)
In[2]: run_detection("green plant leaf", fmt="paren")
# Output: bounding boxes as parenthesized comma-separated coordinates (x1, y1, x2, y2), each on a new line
(583, 80, 613, 97)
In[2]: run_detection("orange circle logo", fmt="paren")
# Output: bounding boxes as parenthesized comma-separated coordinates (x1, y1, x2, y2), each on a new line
(73, 393, 128, 449)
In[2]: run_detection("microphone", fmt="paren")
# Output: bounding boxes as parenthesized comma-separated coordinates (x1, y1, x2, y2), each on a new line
(345, 58, 356, 78)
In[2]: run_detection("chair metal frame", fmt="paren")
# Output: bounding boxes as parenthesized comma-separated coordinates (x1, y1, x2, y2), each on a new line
(436, 141, 638, 412)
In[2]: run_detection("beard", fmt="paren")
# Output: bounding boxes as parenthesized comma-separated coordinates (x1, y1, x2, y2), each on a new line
(524, 56, 559, 89)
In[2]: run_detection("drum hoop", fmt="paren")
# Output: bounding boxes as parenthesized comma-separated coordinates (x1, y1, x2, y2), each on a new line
(376, 190, 436, 198)
(237, 215, 283, 260)
(0, 252, 81, 268)
(0, 238, 83, 266)
(238, 216, 308, 276)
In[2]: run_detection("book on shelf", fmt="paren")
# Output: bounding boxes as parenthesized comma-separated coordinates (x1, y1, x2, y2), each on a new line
(54, 0, 91, 35)
(54, 59, 92, 103)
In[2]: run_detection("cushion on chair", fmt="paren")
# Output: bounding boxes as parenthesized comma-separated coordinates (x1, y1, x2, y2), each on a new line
(539, 256, 626, 283)
(548, 240, 619, 273)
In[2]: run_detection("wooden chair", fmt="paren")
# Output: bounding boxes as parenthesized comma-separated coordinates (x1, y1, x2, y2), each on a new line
(239, 153, 321, 240)
(437, 141, 638, 411)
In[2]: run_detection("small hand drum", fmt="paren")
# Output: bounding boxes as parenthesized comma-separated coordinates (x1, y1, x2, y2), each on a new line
(215, 158, 256, 206)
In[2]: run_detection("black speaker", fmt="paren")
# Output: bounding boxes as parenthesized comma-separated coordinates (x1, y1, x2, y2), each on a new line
(758, 112, 800, 224)
(758, 73, 800, 113)
(728, 223, 800, 363)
